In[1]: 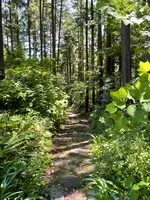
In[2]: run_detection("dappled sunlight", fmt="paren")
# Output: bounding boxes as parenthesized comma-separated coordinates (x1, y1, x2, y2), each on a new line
(48, 110, 94, 199)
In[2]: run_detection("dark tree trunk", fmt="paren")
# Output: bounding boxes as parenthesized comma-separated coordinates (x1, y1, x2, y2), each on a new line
(121, 21, 131, 85)
(91, 0, 95, 105)
(9, 0, 13, 51)
(52, 0, 56, 75)
(97, 11, 103, 103)
(85, 0, 89, 112)
(43, 0, 47, 58)
(57, 0, 63, 66)
(106, 29, 114, 75)
(28, 0, 31, 58)
(33, 27, 37, 58)
(40, 0, 43, 60)
(0, 0, 5, 80)
(16, 8, 20, 48)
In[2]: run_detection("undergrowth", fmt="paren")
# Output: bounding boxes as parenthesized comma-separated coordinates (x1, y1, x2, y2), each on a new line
(0, 55, 68, 199)
(85, 61, 150, 200)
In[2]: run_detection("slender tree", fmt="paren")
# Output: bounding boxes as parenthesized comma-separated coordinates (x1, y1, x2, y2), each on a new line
(57, 0, 63, 66)
(91, 0, 95, 105)
(121, 22, 131, 85)
(28, 0, 31, 58)
(97, 10, 103, 103)
(52, 0, 56, 74)
(39, 0, 43, 59)
(85, 0, 89, 112)
(9, 0, 13, 51)
(0, 0, 5, 80)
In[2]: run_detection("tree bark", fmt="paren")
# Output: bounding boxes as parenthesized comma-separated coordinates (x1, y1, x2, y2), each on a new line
(97, 11, 103, 103)
(40, 0, 43, 60)
(0, 0, 5, 80)
(91, 0, 95, 105)
(121, 21, 131, 85)
(52, 0, 56, 75)
(43, 0, 47, 58)
(85, 0, 89, 112)
(9, 0, 13, 51)
(28, 0, 31, 58)
(57, 0, 63, 66)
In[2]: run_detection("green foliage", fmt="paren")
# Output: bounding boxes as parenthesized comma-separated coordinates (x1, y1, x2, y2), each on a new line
(0, 59, 68, 125)
(106, 61, 150, 132)
(87, 61, 150, 199)
(0, 57, 68, 198)
(0, 113, 52, 198)
(84, 175, 150, 200)
(90, 105, 114, 135)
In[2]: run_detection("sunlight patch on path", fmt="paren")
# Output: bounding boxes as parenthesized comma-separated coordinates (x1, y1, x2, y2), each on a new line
(48, 110, 94, 200)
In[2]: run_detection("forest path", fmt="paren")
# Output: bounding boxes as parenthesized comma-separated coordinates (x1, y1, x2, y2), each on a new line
(47, 110, 94, 200)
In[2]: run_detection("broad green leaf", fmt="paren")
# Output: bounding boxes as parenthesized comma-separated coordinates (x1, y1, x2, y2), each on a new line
(131, 108, 148, 124)
(111, 111, 129, 131)
(136, 79, 150, 100)
(127, 105, 136, 117)
(0, 123, 6, 128)
(138, 61, 150, 76)
(105, 101, 117, 114)
(110, 87, 127, 106)
(125, 84, 141, 101)
(132, 184, 140, 191)
(123, 176, 134, 189)
(128, 190, 139, 200)
(139, 73, 149, 82)
(142, 102, 150, 112)
(96, 0, 110, 10)
(138, 180, 150, 187)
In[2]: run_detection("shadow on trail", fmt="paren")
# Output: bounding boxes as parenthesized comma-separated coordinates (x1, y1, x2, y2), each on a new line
(48, 111, 94, 199)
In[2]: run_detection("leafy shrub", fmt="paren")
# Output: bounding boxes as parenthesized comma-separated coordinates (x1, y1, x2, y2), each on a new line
(0, 112, 52, 198)
(87, 61, 150, 199)
(90, 105, 114, 134)
(0, 60, 68, 125)
(0, 57, 68, 198)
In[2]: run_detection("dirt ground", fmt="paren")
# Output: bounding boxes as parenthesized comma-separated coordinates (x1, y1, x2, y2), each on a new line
(46, 110, 94, 200)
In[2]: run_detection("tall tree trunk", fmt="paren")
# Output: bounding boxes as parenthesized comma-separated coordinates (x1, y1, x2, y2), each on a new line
(85, 0, 89, 112)
(52, 0, 56, 75)
(9, 0, 13, 51)
(78, 0, 84, 82)
(106, 17, 115, 76)
(121, 21, 131, 85)
(0, 0, 5, 80)
(28, 0, 31, 58)
(40, 0, 43, 60)
(69, 46, 71, 81)
(97, 11, 103, 103)
(5, 15, 9, 47)
(57, 0, 63, 66)
(43, 0, 47, 58)
(16, 7, 20, 48)
(33, 26, 37, 58)
(91, 0, 95, 105)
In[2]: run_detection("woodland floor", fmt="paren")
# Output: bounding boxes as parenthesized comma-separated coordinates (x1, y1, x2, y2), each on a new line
(46, 110, 94, 200)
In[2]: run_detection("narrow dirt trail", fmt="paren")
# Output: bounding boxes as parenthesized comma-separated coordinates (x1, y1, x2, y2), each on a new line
(47, 110, 94, 200)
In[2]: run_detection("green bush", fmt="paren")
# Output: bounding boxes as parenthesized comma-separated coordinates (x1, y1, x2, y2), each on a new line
(86, 61, 150, 200)
(0, 57, 68, 198)
(0, 60, 68, 125)
(0, 112, 52, 198)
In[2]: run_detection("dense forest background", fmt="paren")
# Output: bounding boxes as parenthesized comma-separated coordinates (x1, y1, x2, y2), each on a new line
(1, 0, 150, 108)
(0, 0, 150, 199)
